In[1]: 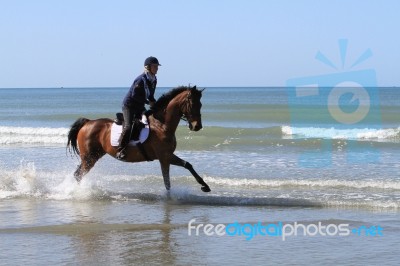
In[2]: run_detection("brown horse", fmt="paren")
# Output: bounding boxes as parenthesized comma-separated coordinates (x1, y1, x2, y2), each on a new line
(67, 86, 211, 192)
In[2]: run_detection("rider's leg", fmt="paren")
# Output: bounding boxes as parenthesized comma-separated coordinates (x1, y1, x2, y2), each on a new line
(116, 107, 133, 160)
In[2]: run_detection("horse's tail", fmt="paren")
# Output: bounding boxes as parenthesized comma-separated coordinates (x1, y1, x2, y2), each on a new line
(67, 117, 90, 156)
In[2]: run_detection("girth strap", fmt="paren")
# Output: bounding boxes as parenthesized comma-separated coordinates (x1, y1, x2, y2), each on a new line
(136, 142, 153, 162)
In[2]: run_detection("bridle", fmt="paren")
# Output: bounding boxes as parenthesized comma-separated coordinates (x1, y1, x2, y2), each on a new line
(180, 90, 201, 123)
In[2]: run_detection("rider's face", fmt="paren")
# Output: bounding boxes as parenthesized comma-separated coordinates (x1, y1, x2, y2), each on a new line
(149, 64, 159, 75)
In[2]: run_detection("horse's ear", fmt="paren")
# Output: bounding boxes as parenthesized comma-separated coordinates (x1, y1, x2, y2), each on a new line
(200, 88, 205, 92)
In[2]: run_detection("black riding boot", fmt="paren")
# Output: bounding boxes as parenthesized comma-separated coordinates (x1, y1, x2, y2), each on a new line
(116, 125, 131, 160)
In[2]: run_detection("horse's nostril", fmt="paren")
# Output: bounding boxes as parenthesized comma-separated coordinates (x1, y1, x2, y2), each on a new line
(189, 121, 202, 131)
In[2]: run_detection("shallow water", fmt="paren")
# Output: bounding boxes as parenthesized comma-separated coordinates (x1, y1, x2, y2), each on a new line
(1, 197, 399, 266)
(0, 87, 399, 265)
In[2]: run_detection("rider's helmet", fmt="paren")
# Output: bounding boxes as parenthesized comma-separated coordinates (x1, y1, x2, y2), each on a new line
(144, 56, 161, 66)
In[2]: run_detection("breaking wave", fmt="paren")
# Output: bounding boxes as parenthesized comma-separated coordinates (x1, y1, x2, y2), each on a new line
(1, 125, 399, 147)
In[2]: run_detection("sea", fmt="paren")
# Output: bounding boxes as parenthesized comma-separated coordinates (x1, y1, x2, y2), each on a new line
(0, 87, 399, 265)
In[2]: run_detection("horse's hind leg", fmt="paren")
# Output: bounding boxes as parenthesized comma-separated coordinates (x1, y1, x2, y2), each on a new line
(74, 153, 104, 183)
(170, 154, 211, 192)
(74, 164, 84, 182)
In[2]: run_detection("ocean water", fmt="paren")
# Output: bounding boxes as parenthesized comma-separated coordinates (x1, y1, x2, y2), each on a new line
(0, 87, 399, 265)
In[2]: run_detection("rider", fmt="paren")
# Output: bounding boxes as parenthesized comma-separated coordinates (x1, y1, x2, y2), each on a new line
(116, 56, 161, 160)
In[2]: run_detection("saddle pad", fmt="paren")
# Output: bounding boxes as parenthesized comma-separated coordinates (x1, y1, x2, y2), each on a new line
(110, 115, 150, 147)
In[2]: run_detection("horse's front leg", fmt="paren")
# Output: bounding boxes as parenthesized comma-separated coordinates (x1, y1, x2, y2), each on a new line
(159, 159, 171, 191)
(170, 154, 211, 192)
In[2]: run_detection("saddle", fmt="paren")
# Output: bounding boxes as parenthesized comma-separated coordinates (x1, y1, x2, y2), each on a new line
(111, 113, 152, 161)
(114, 113, 145, 141)
(111, 113, 150, 145)
(114, 109, 153, 126)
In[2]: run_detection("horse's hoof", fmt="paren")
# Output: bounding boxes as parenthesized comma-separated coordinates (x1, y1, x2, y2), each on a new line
(165, 190, 172, 200)
(201, 186, 211, 192)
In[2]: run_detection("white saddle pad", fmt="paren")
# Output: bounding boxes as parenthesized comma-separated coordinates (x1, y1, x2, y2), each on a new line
(110, 115, 150, 147)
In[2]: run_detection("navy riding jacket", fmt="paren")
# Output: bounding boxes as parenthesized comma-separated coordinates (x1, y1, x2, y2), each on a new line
(122, 72, 157, 112)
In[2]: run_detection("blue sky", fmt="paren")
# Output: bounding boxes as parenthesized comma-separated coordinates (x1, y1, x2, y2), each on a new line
(0, 0, 399, 87)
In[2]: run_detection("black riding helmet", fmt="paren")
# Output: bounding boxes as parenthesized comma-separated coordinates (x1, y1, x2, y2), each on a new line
(144, 56, 161, 66)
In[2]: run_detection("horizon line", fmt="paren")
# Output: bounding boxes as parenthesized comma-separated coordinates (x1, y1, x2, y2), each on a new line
(1, 85, 399, 89)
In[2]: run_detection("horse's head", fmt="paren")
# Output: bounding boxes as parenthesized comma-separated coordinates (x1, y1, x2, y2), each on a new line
(182, 86, 204, 131)
(153, 85, 204, 131)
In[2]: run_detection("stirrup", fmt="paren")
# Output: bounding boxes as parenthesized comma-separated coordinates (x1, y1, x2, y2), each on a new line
(116, 149, 127, 160)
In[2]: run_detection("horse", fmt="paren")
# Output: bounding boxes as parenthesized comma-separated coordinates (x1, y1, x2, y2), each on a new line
(67, 85, 211, 192)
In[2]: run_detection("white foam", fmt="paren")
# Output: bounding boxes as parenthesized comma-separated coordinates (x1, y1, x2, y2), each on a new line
(0, 126, 69, 145)
(48, 175, 100, 200)
(204, 176, 400, 190)
(0, 161, 104, 200)
(357, 128, 400, 139)
(1, 163, 399, 210)
(0, 161, 42, 198)
(282, 125, 400, 141)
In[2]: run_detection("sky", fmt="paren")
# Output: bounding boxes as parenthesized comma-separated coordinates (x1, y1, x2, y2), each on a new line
(0, 0, 399, 88)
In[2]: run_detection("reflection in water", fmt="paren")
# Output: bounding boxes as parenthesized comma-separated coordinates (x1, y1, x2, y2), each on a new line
(70, 202, 177, 265)
(1, 197, 399, 265)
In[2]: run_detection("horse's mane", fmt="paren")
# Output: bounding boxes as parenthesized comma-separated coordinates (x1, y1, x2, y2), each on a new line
(153, 86, 196, 110)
